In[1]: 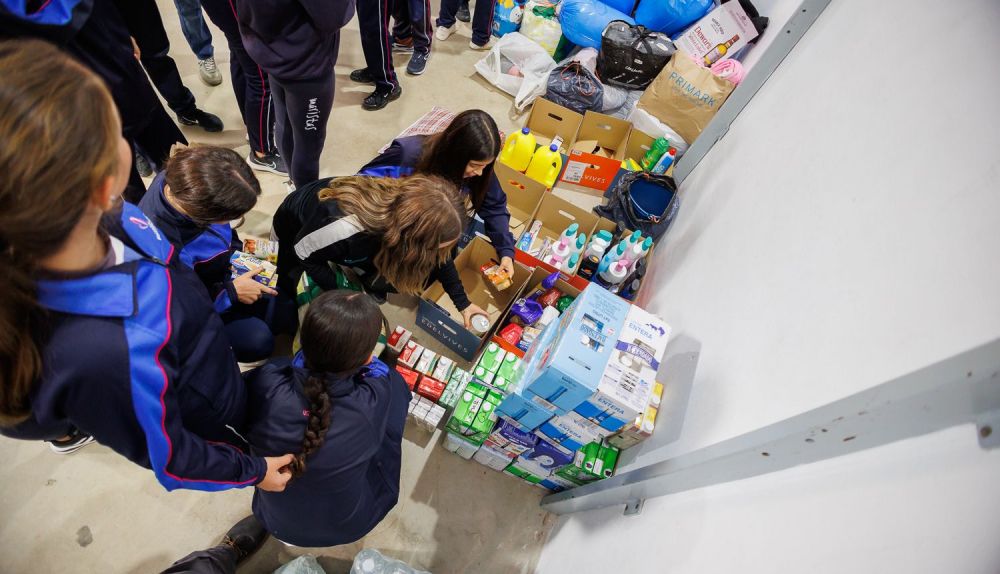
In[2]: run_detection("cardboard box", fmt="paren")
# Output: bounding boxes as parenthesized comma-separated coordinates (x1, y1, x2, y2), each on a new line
(496, 392, 555, 432)
(485, 418, 538, 456)
(473, 443, 516, 471)
(416, 237, 531, 360)
(504, 464, 544, 485)
(525, 97, 583, 150)
(511, 434, 575, 478)
(559, 112, 631, 192)
(494, 162, 547, 240)
(491, 267, 586, 363)
(573, 304, 671, 431)
(443, 431, 481, 459)
(675, 1, 759, 66)
(513, 195, 602, 290)
(520, 284, 633, 413)
(230, 252, 278, 288)
(396, 365, 421, 391)
(606, 381, 663, 449)
(416, 375, 447, 403)
(537, 411, 605, 453)
(439, 368, 472, 408)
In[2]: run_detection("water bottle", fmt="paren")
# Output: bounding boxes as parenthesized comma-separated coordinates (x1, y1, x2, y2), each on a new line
(499, 127, 536, 172)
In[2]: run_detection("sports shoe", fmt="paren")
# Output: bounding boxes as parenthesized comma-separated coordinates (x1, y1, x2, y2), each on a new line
(198, 56, 223, 86)
(177, 108, 224, 132)
(134, 152, 153, 178)
(470, 38, 495, 51)
(221, 516, 269, 564)
(435, 24, 456, 41)
(350, 67, 374, 84)
(362, 84, 403, 111)
(392, 37, 415, 53)
(48, 430, 96, 454)
(457, 2, 471, 22)
(406, 51, 430, 76)
(247, 152, 288, 175)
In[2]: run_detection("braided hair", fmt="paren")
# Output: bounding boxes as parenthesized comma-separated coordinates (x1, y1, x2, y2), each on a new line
(289, 290, 389, 477)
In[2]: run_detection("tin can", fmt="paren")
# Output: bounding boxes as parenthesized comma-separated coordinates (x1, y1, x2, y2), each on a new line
(470, 313, 491, 335)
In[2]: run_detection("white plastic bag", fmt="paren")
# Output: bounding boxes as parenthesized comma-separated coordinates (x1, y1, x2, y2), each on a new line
(627, 107, 690, 157)
(474, 32, 557, 111)
(520, 0, 564, 57)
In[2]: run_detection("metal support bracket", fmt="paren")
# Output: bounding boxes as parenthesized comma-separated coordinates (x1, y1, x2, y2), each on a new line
(977, 409, 1000, 450)
(623, 499, 645, 516)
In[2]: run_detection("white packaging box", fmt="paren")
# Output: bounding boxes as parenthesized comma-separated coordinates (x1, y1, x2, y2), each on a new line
(574, 305, 671, 430)
(443, 432, 481, 459)
(473, 443, 515, 471)
(675, 1, 759, 66)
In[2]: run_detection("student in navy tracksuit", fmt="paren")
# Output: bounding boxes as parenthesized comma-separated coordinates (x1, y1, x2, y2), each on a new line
(139, 146, 276, 363)
(358, 109, 516, 278)
(0, 41, 293, 492)
(246, 290, 411, 547)
(233, 0, 355, 188)
(272, 174, 489, 328)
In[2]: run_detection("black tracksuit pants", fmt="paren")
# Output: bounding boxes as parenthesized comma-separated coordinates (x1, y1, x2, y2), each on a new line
(357, 0, 399, 93)
(270, 68, 336, 188)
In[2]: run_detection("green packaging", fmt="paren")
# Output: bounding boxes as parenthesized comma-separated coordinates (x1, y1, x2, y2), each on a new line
(495, 353, 522, 381)
(504, 463, 544, 484)
(583, 440, 620, 479)
(492, 375, 511, 392)
(445, 382, 490, 444)
(438, 369, 471, 409)
(555, 295, 575, 313)
(473, 365, 495, 385)
(476, 342, 506, 373)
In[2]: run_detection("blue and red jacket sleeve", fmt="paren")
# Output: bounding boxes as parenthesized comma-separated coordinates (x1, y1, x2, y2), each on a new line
(478, 174, 516, 259)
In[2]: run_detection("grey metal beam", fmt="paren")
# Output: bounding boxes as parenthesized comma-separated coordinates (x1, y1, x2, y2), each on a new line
(540, 337, 1000, 515)
(674, 0, 833, 184)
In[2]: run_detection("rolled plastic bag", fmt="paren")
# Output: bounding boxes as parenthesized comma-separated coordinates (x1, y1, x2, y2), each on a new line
(474, 32, 558, 110)
(633, 0, 713, 37)
(710, 58, 745, 85)
(559, 0, 634, 49)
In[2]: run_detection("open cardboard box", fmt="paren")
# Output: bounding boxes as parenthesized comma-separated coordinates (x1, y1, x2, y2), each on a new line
(525, 98, 583, 151)
(416, 237, 532, 360)
(491, 266, 585, 359)
(514, 193, 601, 290)
(559, 111, 631, 193)
(494, 161, 547, 241)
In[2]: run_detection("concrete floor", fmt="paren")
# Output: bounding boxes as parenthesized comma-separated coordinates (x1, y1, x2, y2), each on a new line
(0, 3, 559, 572)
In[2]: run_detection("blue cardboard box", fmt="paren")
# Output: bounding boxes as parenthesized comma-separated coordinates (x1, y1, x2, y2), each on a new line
(520, 284, 632, 413)
(496, 392, 554, 432)
(510, 434, 575, 478)
(537, 411, 604, 453)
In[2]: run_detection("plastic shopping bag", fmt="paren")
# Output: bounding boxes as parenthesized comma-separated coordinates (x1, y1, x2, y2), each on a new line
(474, 32, 558, 111)
(520, 0, 572, 60)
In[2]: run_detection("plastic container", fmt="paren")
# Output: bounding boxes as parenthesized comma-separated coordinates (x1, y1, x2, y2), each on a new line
(640, 137, 670, 170)
(572, 233, 587, 256)
(596, 260, 629, 290)
(577, 254, 601, 280)
(525, 143, 563, 188)
(469, 313, 491, 335)
(562, 253, 580, 274)
(499, 127, 537, 171)
(548, 236, 572, 265)
(619, 278, 642, 300)
(650, 147, 677, 175)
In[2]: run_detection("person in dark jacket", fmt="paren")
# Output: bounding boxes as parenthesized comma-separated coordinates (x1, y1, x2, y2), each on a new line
(246, 290, 411, 547)
(0, 0, 187, 202)
(272, 174, 489, 327)
(139, 146, 276, 363)
(0, 40, 293, 492)
(358, 109, 516, 278)
(233, 0, 355, 188)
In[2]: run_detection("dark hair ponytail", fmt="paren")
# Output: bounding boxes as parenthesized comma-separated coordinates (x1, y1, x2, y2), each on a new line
(289, 290, 389, 477)
(0, 40, 122, 425)
(417, 110, 501, 213)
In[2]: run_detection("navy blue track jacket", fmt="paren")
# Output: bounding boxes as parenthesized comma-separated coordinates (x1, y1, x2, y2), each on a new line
(246, 357, 411, 547)
(0, 203, 266, 491)
(138, 173, 240, 314)
(358, 135, 516, 259)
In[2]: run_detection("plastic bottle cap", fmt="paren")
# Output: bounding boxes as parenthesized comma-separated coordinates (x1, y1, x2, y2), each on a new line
(575, 235, 586, 249)
(549, 144, 558, 152)
(566, 222, 579, 235)
(642, 237, 654, 249)
(597, 259, 610, 273)
(630, 230, 642, 243)
(521, 127, 530, 135)
(616, 243, 627, 256)
(567, 253, 579, 267)
(597, 230, 613, 241)
(668, 148, 676, 155)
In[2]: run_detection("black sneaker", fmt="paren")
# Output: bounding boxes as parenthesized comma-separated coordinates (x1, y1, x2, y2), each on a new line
(362, 85, 402, 111)
(48, 429, 96, 454)
(177, 108, 224, 133)
(457, 1, 471, 22)
(406, 51, 430, 76)
(221, 516, 269, 564)
(247, 152, 288, 176)
(134, 152, 153, 178)
(350, 68, 374, 84)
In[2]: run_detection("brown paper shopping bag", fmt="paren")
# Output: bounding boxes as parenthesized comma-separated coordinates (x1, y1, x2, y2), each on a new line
(636, 50, 736, 144)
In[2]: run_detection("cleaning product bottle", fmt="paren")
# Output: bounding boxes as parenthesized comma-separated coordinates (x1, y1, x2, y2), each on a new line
(627, 230, 643, 247)
(592, 258, 611, 285)
(596, 260, 629, 290)
(583, 230, 613, 260)
(610, 241, 628, 263)
(560, 222, 579, 244)
(547, 235, 572, 266)
(650, 147, 677, 175)
(572, 233, 587, 257)
(561, 253, 580, 274)
(619, 277, 643, 300)
(499, 127, 536, 171)
(525, 143, 563, 188)
(641, 137, 670, 171)
(627, 237, 654, 270)
(577, 253, 601, 280)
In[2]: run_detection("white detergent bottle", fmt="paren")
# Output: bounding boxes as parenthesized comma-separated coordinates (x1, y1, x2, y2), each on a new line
(548, 235, 572, 266)
(627, 236, 653, 271)
(583, 230, 613, 260)
(560, 222, 579, 245)
(598, 260, 630, 292)
(562, 253, 580, 274)
(571, 233, 587, 257)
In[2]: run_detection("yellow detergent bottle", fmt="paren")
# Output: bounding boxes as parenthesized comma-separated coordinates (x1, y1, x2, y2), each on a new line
(525, 143, 563, 188)
(499, 127, 536, 172)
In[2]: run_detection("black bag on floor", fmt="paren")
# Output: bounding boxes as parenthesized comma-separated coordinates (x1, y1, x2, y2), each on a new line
(545, 61, 604, 114)
(594, 170, 679, 241)
(596, 20, 675, 90)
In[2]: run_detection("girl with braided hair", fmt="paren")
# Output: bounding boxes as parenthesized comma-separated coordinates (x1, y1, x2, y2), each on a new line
(244, 290, 412, 547)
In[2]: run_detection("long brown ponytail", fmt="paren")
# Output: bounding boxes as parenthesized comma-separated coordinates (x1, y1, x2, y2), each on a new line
(0, 40, 122, 425)
(289, 290, 389, 477)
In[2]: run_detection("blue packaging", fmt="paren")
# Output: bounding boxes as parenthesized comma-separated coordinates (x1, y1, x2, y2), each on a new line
(492, 0, 525, 37)
(485, 418, 538, 455)
(510, 434, 575, 477)
(496, 393, 554, 432)
(520, 284, 632, 413)
(573, 402, 630, 432)
(537, 411, 603, 452)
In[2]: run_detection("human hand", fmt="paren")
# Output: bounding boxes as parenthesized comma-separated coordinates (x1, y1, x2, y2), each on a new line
(498, 256, 515, 278)
(258, 454, 295, 492)
(233, 266, 278, 304)
(461, 303, 489, 329)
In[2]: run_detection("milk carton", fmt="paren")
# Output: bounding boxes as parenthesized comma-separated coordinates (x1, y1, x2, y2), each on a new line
(443, 431, 481, 459)
(477, 342, 506, 373)
(473, 443, 516, 471)
(504, 464, 544, 484)
(439, 369, 472, 409)
(574, 305, 671, 431)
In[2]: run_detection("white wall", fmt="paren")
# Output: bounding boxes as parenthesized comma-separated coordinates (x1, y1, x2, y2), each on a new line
(537, 0, 1000, 571)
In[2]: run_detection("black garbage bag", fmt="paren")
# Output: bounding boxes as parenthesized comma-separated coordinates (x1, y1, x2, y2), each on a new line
(545, 61, 605, 114)
(594, 170, 680, 241)
(596, 20, 675, 90)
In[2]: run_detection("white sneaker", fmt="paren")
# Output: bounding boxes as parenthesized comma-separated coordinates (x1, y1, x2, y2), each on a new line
(469, 38, 495, 51)
(198, 56, 223, 86)
(435, 24, 456, 41)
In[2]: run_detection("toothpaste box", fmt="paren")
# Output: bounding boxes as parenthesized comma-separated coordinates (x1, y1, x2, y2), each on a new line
(431, 356, 456, 382)
(473, 443, 515, 471)
(415, 349, 439, 376)
(477, 342, 506, 373)
(398, 341, 424, 369)
(387, 326, 412, 353)
(536, 410, 605, 453)
(439, 368, 472, 409)
(504, 464, 545, 484)
(443, 431, 481, 459)
(485, 418, 538, 456)
(230, 251, 278, 288)
(511, 434, 575, 478)
(573, 305, 671, 431)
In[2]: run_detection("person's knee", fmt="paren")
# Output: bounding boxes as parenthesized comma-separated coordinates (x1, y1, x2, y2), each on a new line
(230, 320, 274, 362)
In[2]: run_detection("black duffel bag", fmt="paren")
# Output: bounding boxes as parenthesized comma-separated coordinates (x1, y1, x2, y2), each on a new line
(594, 170, 680, 241)
(596, 20, 675, 90)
